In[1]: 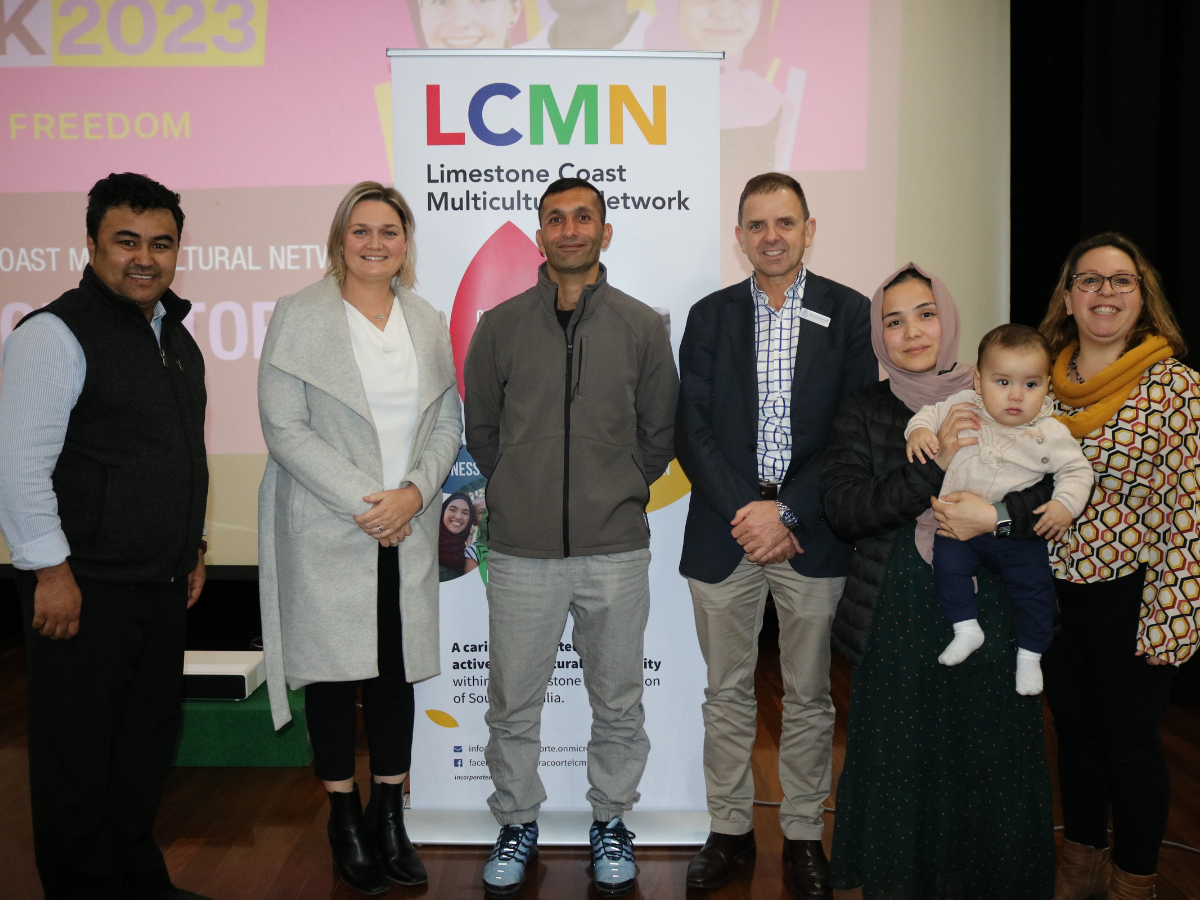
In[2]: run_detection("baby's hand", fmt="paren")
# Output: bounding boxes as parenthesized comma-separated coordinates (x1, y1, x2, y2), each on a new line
(1033, 499, 1074, 541)
(906, 427, 940, 464)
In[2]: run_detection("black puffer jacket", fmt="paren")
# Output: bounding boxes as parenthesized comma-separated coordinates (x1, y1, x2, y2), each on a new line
(821, 380, 1053, 664)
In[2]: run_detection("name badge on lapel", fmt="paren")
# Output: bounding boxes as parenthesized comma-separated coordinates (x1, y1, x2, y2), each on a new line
(799, 308, 831, 328)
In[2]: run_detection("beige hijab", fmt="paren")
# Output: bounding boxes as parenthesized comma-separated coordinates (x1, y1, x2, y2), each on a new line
(871, 262, 975, 412)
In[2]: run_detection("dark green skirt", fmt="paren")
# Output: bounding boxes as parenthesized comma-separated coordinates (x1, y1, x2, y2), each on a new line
(830, 523, 1055, 900)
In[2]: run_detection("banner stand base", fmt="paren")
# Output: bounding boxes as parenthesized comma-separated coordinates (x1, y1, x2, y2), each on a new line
(406, 809, 709, 846)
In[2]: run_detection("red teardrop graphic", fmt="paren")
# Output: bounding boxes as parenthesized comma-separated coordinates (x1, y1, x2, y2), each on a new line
(449, 221, 544, 399)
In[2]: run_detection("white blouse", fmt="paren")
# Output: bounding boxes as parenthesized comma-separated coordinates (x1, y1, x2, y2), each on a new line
(344, 297, 420, 491)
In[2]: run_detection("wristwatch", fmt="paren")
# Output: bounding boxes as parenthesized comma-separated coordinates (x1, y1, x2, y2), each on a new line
(992, 501, 1012, 538)
(776, 501, 799, 529)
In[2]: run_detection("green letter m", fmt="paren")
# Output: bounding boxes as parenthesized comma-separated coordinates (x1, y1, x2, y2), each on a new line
(529, 85, 598, 145)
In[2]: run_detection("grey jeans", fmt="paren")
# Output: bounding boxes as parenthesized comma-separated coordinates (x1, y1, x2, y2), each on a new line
(484, 548, 652, 825)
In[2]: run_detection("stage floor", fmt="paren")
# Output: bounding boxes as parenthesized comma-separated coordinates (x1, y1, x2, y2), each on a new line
(1, 629, 1198, 899)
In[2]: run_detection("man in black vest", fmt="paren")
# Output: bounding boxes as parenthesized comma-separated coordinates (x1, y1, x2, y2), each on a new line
(0, 173, 211, 900)
(675, 173, 875, 897)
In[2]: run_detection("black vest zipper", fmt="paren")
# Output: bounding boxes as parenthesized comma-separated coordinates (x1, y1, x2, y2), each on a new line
(160, 321, 198, 576)
(139, 315, 194, 575)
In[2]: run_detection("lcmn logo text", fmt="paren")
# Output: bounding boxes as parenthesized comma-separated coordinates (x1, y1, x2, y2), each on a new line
(426, 83, 667, 147)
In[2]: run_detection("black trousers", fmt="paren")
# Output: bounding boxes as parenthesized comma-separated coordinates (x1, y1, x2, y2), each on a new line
(1043, 567, 1177, 875)
(933, 532, 1056, 652)
(305, 544, 415, 782)
(17, 569, 188, 900)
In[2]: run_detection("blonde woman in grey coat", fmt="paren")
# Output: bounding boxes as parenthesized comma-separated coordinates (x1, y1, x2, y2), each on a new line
(257, 182, 460, 895)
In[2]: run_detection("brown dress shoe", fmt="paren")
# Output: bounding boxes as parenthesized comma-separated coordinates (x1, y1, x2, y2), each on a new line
(1107, 864, 1156, 900)
(1053, 838, 1111, 900)
(686, 831, 756, 890)
(782, 839, 832, 899)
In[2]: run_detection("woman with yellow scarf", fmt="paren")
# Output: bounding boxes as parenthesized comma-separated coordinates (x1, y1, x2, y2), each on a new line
(1037, 233, 1197, 900)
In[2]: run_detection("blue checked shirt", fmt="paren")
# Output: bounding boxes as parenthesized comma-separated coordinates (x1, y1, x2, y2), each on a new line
(752, 265, 807, 483)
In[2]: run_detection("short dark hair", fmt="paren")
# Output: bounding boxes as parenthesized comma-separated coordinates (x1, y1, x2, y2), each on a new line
(738, 172, 809, 225)
(538, 177, 606, 225)
(977, 323, 1052, 372)
(884, 268, 932, 292)
(86, 172, 184, 241)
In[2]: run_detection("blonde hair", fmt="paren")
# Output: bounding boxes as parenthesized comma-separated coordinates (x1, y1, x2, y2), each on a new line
(326, 181, 417, 289)
(1038, 231, 1186, 358)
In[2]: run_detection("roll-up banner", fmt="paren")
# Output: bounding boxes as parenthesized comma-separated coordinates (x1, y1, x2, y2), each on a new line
(389, 48, 720, 845)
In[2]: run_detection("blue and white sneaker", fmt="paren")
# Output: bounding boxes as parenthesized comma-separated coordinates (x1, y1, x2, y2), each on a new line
(482, 821, 539, 897)
(589, 817, 637, 895)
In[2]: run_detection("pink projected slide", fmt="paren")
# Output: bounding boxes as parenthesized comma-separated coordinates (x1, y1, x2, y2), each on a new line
(641, 0, 869, 171)
(0, 1, 412, 193)
(1, 0, 867, 195)
(0, 0, 873, 459)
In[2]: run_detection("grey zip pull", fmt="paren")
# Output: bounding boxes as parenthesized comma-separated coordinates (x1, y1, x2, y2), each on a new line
(159, 349, 167, 367)
(177, 358, 184, 371)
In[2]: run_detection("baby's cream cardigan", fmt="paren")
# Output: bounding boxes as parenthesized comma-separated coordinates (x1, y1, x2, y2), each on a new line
(904, 389, 1094, 517)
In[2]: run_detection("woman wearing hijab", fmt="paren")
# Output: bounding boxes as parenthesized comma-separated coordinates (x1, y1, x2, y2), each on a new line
(438, 491, 480, 581)
(821, 264, 1056, 899)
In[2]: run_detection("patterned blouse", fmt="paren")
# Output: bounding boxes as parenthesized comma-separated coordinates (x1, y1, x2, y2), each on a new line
(1051, 359, 1200, 664)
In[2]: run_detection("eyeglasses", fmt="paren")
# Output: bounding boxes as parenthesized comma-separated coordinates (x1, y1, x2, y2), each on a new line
(1071, 272, 1140, 293)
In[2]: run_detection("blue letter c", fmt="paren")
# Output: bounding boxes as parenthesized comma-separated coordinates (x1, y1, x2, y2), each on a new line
(468, 83, 522, 146)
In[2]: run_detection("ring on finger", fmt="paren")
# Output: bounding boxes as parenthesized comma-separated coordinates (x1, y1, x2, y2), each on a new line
(376, 525, 383, 533)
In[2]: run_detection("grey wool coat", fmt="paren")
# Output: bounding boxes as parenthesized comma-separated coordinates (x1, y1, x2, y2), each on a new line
(257, 276, 461, 729)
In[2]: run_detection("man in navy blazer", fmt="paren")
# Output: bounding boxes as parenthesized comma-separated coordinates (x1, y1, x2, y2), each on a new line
(676, 173, 876, 897)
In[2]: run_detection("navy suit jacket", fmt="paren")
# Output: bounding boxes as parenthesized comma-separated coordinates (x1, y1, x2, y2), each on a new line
(675, 271, 877, 584)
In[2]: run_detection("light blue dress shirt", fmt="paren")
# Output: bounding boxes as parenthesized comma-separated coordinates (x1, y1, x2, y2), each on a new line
(0, 304, 165, 570)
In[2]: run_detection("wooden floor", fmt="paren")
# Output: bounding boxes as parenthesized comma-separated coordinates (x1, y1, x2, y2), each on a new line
(1, 633, 1198, 899)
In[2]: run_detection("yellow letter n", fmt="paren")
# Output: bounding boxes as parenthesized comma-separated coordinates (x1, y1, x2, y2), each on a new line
(609, 85, 666, 145)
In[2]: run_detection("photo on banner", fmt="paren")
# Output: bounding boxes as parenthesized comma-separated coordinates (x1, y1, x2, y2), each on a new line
(438, 446, 487, 583)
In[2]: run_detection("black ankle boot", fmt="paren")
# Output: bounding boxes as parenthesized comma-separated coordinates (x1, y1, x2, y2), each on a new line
(365, 780, 427, 885)
(327, 785, 389, 896)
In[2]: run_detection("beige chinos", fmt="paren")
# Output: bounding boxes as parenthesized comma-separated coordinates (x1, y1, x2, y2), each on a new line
(688, 557, 844, 840)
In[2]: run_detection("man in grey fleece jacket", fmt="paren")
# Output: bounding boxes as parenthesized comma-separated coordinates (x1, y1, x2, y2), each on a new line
(464, 178, 678, 897)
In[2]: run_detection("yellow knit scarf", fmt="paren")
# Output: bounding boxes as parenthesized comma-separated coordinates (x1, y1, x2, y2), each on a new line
(1052, 335, 1173, 438)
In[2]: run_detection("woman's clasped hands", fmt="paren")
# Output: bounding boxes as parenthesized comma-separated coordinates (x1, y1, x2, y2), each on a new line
(354, 484, 423, 547)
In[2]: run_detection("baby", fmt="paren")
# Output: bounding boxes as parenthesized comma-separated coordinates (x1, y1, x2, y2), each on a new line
(905, 324, 1094, 695)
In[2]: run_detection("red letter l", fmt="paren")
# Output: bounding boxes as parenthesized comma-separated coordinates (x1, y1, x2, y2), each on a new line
(427, 85, 466, 145)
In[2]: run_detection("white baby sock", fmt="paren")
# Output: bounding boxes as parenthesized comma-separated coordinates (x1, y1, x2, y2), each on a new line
(1016, 649, 1044, 696)
(938, 619, 985, 666)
